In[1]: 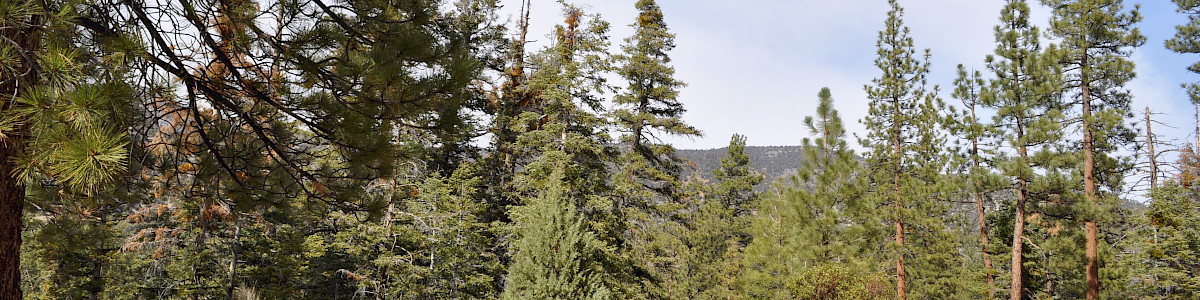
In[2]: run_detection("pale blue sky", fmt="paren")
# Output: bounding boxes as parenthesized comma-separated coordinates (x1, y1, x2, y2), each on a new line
(501, 0, 1197, 180)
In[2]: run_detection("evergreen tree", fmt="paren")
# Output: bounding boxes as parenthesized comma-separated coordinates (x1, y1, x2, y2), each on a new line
(860, 1, 962, 298)
(320, 163, 503, 299)
(513, 3, 615, 210)
(1167, 0, 1200, 135)
(949, 65, 1005, 298)
(1041, 0, 1144, 297)
(1127, 153, 1200, 298)
(608, 0, 700, 296)
(612, 0, 700, 151)
(486, 0, 535, 225)
(681, 134, 762, 299)
(742, 87, 880, 298)
(13, 0, 504, 297)
(981, 1, 1067, 298)
(503, 4, 634, 298)
(1145, 183, 1200, 297)
(1, 0, 138, 297)
(707, 134, 762, 218)
(503, 151, 617, 300)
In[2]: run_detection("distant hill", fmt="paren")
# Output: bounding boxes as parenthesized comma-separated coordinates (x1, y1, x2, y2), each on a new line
(677, 145, 804, 191)
(678, 146, 1150, 215)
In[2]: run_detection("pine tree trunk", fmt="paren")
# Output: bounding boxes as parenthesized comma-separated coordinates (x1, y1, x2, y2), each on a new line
(1080, 53, 1101, 300)
(893, 100, 906, 300)
(1010, 102, 1029, 300)
(977, 191, 993, 296)
(227, 219, 240, 300)
(633, 98, 645, 150)
(0, 143, 25, 300)
(971, 100, 994, 299)
(895, 176, 905, 300)
(0, 8, 39, 298)
(1010, 179, 1027, 300)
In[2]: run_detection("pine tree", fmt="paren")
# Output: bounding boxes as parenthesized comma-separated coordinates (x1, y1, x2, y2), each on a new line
(742, 87, 880, 298)
(608, 1, 700, 296)
(0, 9, 44, 294)
(903, 92, 967, 300)
(10, 0, 504, 297)
(1167, 0, 1200, 134)
(612, 0, 700, 151)
(98, 0, 496, 212)
(1041, 0, 1145, 297)
(981, 1, 1066, 298)
(0, 0, 139, 297)
(503, 151, 617, 300)
(278, 161, 505, 299)
(512, 3, 615, 201)
(487, 0, 535, 223)
(503, 4, 634, 298)
(682, 134, 762, 299)
(708, 134, 762, 218)
(1129, 154, 1200, 298)
(950, 65, 1005, 298)
(860, 1, 961, 298)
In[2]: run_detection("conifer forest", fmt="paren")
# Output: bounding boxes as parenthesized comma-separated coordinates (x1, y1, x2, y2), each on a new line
(6, 0, 1200, 298)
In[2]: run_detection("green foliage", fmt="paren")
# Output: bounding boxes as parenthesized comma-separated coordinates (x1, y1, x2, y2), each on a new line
(503, 152, 618, 300)
(607, 1, 703, 297)
(500, 4, 640, 299)
(1133, 183, 1200, 298)
(976, 1, 1070, 297)
(786, 264, 895, 300)
(0, 0, 136, 194)
(21, 212, 120, 299)
(1169, 0, 1200, 103)
(12, 83, 132, 193)
(7, 0, 1195, 299)
(860, 1, 967, 298)
(1042, 0, 1144, 297)
(677, 134, 761, 299)
(18, 0, 506, 298)
(326, 163, 503, 299)
(611, 0, 700, 149)
(1043, 0, 1144, 199)
(742, 88, 878, 298)
(708, 134, 763, 215)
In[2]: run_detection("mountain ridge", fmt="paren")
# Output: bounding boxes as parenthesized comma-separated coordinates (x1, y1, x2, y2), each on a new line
(677, 145, 804, 191)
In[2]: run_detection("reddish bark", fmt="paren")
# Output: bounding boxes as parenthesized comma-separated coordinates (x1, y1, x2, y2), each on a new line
(0, 6, 39, 298)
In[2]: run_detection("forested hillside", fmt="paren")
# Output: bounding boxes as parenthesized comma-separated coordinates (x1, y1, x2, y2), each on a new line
(2, 0, 1200, 299)
(678, 146, 803, 191)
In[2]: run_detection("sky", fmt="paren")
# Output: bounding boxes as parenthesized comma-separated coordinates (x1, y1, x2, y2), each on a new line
(496, 0, 1198, 189)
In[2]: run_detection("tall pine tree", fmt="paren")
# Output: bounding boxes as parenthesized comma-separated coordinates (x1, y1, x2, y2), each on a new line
(609, 0, 700, 297)
(612, 0, 699, 151)
(504, 4, 633, 298)
(1041, 0, 1144, 297)
(860, 1, 961, 298)
(743, 87, 883, 298)
(950, 64, 1003, 298)
(983, 1, 1066, 298)
(680, 133, 762, 299)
